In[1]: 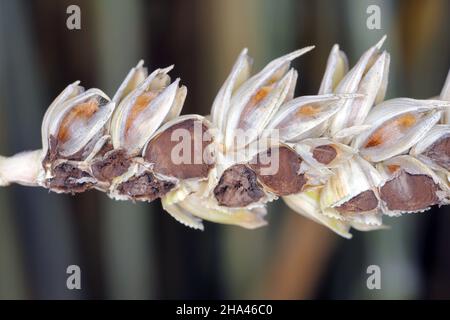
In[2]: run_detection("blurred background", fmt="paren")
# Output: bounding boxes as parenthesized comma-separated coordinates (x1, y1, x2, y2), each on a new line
(0, 0, 449, 299)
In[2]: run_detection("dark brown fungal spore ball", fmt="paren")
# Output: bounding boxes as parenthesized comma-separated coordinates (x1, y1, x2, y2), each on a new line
(91, 148, 131, 182)
(424, 135, 450, 170)
(47, 162, 94, 193)
(312, 144, 337, 165)
(144, 119, 214, 180)
(249, 146, 306, 196)
(117, 172, 175, 202)
(214, 164, 264, 207)
(380, 170, 439, 211)
(335, 190, 378, 213)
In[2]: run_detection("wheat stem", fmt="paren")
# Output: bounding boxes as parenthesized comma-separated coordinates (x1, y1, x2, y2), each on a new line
(0, 150, 42, 187)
